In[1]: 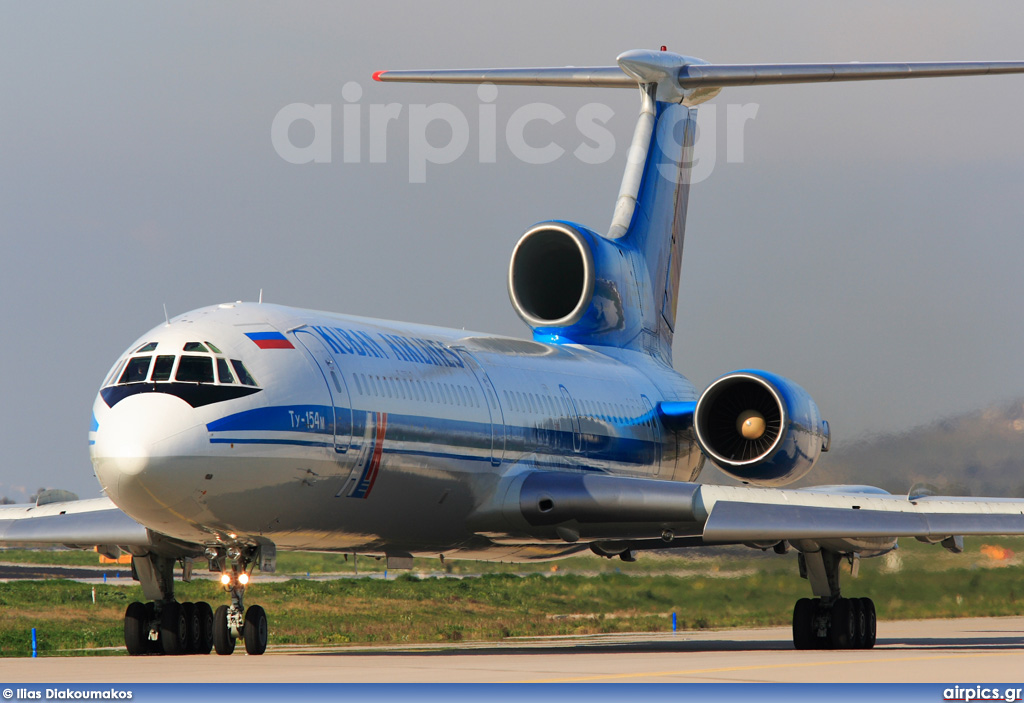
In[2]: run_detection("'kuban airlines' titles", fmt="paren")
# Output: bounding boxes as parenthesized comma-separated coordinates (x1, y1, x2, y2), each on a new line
(308, 326, 465, 369)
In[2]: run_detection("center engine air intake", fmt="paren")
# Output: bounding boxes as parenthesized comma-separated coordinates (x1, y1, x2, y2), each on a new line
(507, 221, 643, 345)
(694, 370, 830, 486)
(508, 223, 595, 329)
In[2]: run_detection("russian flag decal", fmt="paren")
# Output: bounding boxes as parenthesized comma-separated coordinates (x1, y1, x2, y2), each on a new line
(245, 331, 295, 349)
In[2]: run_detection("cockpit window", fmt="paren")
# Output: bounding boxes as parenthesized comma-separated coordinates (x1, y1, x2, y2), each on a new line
(231, 359, 258, 386)
(183, 342, 208, 352)
(108, 348, 259, 390)
(118, 356, 152, 384)
(104, 358, 128, 387)
(175, 355, 214, 383)
(152, 355, 175, 382)
(135, 342, 158, 353)
(216, 358, 235, 384)
(205, 341, 223, 354)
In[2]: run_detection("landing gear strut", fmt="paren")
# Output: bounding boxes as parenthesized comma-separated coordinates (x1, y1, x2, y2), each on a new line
(212, 553, 268, 656)
(791, 548, 876, 650)
(121, 548, 267, 655)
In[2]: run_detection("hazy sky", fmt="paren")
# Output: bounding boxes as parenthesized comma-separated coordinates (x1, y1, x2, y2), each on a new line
(2, 2, 1023, 500)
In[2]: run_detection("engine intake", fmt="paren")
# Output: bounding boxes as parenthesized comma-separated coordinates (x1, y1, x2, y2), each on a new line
(508, 223, 595, 328)
(694, 370, 830, 486)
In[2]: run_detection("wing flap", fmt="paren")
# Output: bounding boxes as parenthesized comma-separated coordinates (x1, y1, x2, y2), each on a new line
(702, 500, 1024, 543)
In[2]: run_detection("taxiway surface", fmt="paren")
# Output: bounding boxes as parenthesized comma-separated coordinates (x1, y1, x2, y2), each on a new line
(1, 616, 1023, 683)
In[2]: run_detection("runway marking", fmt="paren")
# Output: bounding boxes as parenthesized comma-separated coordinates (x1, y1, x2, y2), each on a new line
(518, 650, 1024, 683)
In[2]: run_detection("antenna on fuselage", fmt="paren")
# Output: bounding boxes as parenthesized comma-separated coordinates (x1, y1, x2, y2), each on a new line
(259, 289, 263, 304)
(163, 303, 170, 327)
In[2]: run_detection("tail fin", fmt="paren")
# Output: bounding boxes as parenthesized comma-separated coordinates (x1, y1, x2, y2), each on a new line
(605, 71, 699, 361)
(376, 51, 1024, 362)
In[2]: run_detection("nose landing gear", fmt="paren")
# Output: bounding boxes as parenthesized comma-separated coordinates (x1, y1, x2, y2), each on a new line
(213, 559, 268, 655)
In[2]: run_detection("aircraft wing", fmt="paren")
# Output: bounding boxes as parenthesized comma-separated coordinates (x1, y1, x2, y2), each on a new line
(0, 497, 154, 548)
(697, 485, 1024, 544)
(504, 472, 1024, 546)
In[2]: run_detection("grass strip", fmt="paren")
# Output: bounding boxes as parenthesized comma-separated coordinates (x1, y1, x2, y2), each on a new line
(2, 561, 1023, 657)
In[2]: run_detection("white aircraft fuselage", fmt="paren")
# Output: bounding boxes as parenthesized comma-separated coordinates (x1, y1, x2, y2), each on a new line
(90, 301, 701, 561)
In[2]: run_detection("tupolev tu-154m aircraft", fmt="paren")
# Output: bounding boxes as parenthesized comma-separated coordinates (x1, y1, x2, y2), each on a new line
(4, 49, 1024, 656)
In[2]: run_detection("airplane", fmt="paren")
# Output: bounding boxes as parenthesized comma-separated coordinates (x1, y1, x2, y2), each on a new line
(3, 48, 1024, 657)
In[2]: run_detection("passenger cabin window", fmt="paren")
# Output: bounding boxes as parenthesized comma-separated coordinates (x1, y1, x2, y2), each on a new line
(119, 356, 152, 384)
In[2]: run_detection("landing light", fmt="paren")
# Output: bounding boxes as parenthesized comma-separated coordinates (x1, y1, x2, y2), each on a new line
(220, 573, 231, 586)
(238, 573, 250, 585)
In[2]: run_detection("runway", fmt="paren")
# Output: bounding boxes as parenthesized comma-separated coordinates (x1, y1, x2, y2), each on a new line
(2, 616, 1023, 683)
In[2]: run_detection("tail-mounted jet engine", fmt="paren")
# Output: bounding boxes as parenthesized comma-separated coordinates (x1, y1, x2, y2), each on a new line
(693, 370, 830, 486)
(507, 221, 643, 345)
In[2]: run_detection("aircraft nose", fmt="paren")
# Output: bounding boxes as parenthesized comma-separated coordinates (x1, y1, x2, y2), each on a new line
(92, 393, 205, 507)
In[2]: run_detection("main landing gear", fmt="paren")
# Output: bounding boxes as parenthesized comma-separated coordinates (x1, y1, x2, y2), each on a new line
(123, 599, 214, 655)
(790, 548, 877, 650)
(792, 596, 876, 650)
(122, 549, 268, 656)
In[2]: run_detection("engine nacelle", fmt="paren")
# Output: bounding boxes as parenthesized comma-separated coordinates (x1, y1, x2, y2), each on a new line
(508, 221, 644, 345)
(694, 370, 830, 486)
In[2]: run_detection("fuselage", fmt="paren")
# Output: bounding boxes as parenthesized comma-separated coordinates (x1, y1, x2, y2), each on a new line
(90, 302, 702, 560)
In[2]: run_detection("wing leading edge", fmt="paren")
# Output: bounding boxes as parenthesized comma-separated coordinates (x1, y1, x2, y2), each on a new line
(0, 497, 153, 547)
(491, 471, 1024, 546)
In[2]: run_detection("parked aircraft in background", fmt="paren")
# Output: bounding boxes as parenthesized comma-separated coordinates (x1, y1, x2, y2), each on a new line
(3, 49, 1024, 655)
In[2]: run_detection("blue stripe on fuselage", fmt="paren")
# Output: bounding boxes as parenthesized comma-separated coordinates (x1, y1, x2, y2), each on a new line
(206, 404, 657, 468)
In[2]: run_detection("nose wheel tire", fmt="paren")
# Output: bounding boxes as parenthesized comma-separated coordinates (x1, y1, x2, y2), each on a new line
(213, 604, 236, 655)
(244, 605, 269, 655)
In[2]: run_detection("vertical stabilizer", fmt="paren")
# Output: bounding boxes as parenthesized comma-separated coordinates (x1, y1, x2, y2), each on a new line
(606, 87, 697, 361)
(602, 50, 711, 362)
(375, 50, 1024, 362)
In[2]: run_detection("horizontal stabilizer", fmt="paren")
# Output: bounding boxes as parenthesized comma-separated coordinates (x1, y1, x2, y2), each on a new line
(374, 66, 633, 88)
(375, 52, 1024, 107)
(678, 61, 1024, 87)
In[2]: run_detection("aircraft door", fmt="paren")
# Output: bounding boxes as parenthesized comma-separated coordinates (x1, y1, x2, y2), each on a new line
(454, 347, 505, 466)
(640, 394, 662, 475)
(294, 329, 353, 453)
(559, 385, 582, 453)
